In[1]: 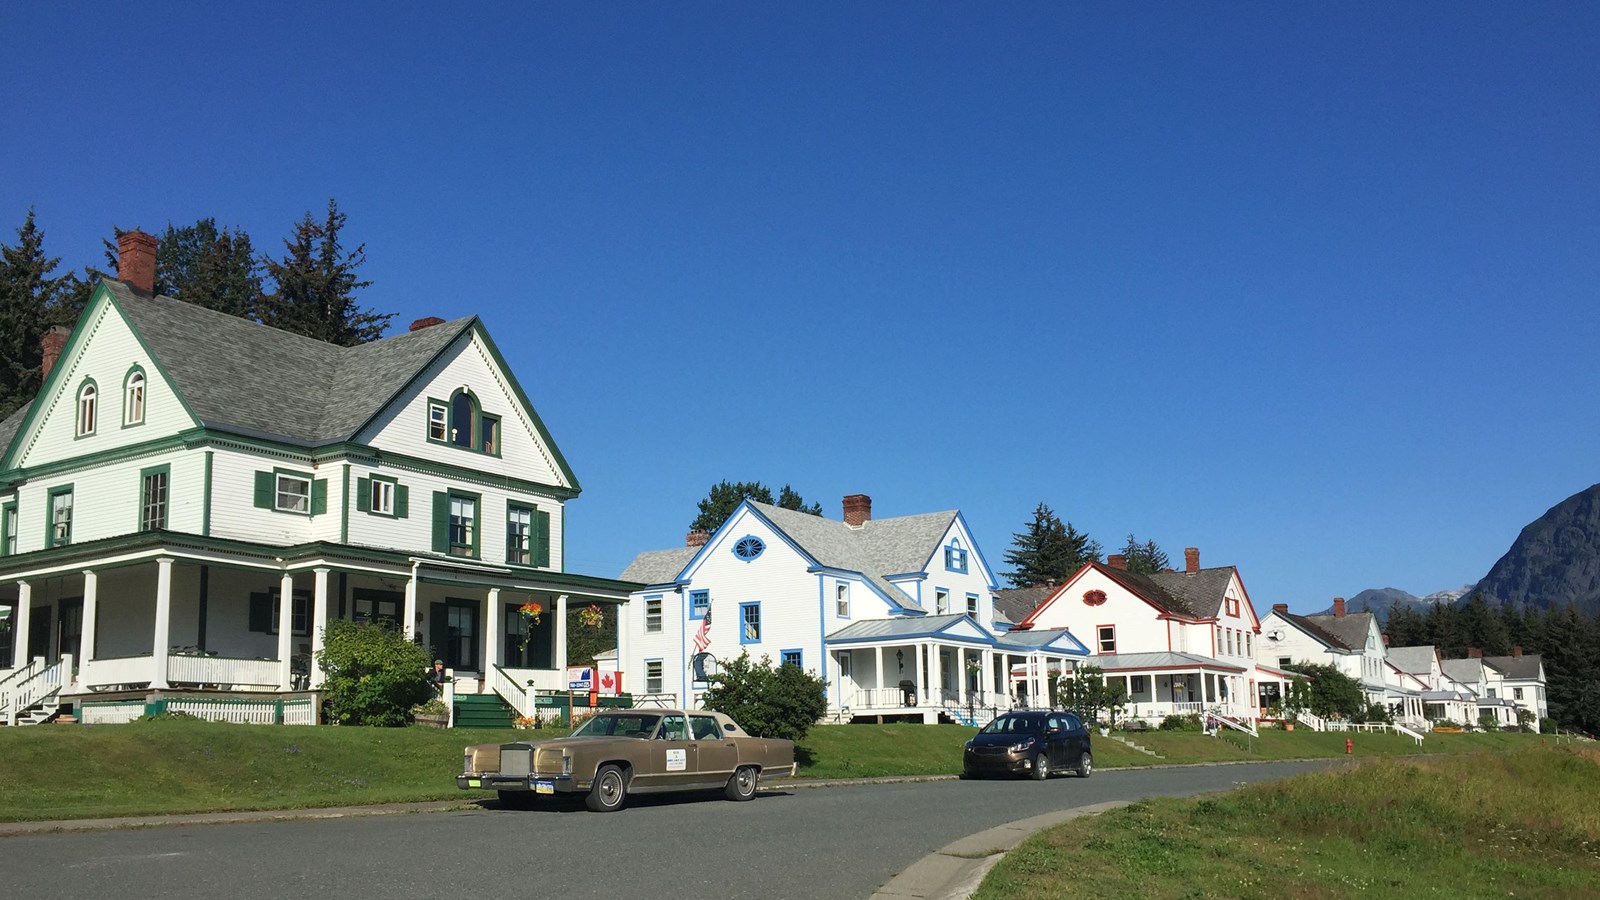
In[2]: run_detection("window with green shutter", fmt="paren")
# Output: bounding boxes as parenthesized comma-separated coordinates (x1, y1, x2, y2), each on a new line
(433, 490, 480, 558)
(357, 475, 407, 518)
(254, 468, 322, 516)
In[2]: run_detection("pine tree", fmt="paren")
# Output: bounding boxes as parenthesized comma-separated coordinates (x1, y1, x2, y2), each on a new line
(776, 484, 822, 516)
(1382, 603, 1427, 648)
(689, 480, 821, 533)
(1121, 534, 1170, 574)
(1003, 503, 1100, 587)
(0, 209, 77, 419)
(154, 219, 264, 318)
(1459, 593, 1511, 656)
(259, 199, 392, 345)
(1424, 601, 1468, 658)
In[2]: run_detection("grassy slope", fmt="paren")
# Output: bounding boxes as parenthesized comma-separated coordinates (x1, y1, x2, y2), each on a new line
(975, 745, 1600, 900)
(0, 720, 1553, 823)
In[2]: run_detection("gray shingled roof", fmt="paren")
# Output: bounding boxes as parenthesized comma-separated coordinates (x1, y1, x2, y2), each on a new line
(1281, 610, 1375, 652)
(1386, 646, 1437, 675)
(1441, 658, 1484, 685)
(106, 280, 474, 446)
(826, 614, 977, 642)
(619, 547, 699, 585)
(618, 502, 961, 611)
(994, 584, 1055, 625)
(1483, 654, 1544, 680)
(1091, 564, 1236, 619)
(0, 401, 31, 462)
(1091, 651, 1248, 673)
(995, 628, 1087, 652)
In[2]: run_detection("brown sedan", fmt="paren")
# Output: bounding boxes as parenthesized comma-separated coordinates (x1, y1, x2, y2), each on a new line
(458, 709, 797, 812)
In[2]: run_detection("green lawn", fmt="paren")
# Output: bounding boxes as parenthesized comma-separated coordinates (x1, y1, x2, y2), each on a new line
(974, 745, 1600, 900)
(0, 718, 1557, 823)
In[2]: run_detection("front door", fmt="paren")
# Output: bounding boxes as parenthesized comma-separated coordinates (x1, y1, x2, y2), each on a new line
(58, 598, 83, 662)
(429, 600, 479, 672)
(27, 606, 52, 661)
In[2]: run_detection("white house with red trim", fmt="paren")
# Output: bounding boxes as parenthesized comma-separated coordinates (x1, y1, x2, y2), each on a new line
(1010, 547, 1286, 726)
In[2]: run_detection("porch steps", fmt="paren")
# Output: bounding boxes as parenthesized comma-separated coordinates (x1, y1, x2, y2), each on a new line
(453, 693, 517, 729)
(1107, 734, 1163, 758)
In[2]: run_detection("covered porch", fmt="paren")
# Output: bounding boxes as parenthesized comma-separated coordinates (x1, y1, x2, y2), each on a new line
(0, 534, 632, 724)
(1093, 652, 1256, 724)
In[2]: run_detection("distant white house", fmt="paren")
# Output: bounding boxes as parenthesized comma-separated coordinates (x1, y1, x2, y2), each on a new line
(1010, 547, 1285, 725)
(1480, 648, 1547, 729)
(618, 494, 1088, 724)
(1257, 598, 1391, 708)
(1385, 646, 1477, 726)
(1440, 655, 1520, 729)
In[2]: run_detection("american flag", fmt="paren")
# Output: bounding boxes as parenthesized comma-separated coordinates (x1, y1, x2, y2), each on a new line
(693, 601, 713, 653)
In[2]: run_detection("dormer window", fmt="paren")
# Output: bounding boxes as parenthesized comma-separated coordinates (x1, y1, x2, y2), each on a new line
(123, 368, 146, 426)
(944, 539, 968, 573)
(76, 381, 97, 437)
(430, 390, 501, 456)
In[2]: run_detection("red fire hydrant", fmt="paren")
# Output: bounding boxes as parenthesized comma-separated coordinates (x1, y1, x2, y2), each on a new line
(1345, 738, 1353, 755)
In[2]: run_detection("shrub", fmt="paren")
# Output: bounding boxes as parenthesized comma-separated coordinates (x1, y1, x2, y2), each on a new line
(317, 619, 435, 727)
(1354, 703, 1392, 725)
(1281, 663, 1364, 719)
(702, 651, 827, 742)
(1159, 714, 1202, 731)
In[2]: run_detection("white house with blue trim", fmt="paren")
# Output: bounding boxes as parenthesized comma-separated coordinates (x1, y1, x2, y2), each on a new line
(619, 494, 1088, 724)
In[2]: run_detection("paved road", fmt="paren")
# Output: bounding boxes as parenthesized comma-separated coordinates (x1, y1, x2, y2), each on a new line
(6, 761, 1332, 900)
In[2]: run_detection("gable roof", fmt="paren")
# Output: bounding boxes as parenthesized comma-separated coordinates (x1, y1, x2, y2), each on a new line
(994, 584, 1055, 625)
(105, 279, 475, 446)
(1482, 654, 1544, 680)
(620, 501, 963, 612)
(1386, 645, 1438, 675)
(1277, 610, 1375, 652)
(1440, 658, 1485, 685)
(1031, 561, 1237, 623)
(0, 401, 30, 462)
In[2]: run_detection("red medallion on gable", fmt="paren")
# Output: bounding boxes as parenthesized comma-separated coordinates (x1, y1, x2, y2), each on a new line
(1083, 589, 1107, 607)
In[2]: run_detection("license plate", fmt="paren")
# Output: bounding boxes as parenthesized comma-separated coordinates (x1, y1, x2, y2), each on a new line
(465, 778, 481, 788)
(534, 780, 555, 795)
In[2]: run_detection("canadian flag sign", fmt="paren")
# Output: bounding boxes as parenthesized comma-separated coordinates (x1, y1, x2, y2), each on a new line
(596, 670, 620, 696)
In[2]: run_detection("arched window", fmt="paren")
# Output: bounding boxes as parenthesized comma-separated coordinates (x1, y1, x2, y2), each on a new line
(450, 390, 478, 448)
(76, 381, 98, 437)
(123, 367, 146, 426)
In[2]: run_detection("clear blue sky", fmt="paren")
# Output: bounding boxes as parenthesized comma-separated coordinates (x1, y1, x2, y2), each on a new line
(5, 4, 1598, 612)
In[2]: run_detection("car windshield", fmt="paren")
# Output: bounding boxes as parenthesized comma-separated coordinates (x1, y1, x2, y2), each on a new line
(571, 713, 662, 738)
(979, 714, 1045, 734)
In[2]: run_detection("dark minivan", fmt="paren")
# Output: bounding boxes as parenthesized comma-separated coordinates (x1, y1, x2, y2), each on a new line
(962, 710, 1092, 780)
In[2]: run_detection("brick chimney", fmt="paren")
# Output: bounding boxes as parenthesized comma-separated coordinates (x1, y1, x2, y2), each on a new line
(1272, 603, 1288, 614)
(1106, 554, 1127, 571)
(842, 494, 872, 527)
(1513, 645, 1522, 658)
(1468, 647, 1482, 658)
(410, 316, 445, 332)
(686, 529, 710, 548)
(41, 325, 70, 382)
(1184, 547, 1200, 573)
(1332, 597, 1346, 618)
(117, 230, 157, 294)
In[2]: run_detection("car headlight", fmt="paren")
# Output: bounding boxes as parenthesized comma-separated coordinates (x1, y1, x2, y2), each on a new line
(964, 740, 973, 750)
(1009, 737, 1035, 753)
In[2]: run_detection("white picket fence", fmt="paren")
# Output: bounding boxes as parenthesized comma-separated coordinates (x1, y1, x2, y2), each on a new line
(79, 701, 148, 724)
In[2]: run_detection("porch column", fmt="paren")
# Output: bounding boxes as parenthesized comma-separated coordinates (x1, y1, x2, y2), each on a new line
(930, 643, 943, 705)
(980, 650, 993, 706)
(484, 588, 501, 674)
(11, 581, 30, 673)
(152, 558, 173, 689)
(875, 646, 885, 702)
(554, 593, 569, 674)
(277, 572, 294, 691)
(403, 563, 419, 641)
(310, 568, 330, 688)
(81, 569, 98, 669)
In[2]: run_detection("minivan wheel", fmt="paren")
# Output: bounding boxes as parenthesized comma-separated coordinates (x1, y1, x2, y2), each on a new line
(1030, 753, 1050, 780)
(586, 765, 628, 812)
(1077, 751, 1093, 778)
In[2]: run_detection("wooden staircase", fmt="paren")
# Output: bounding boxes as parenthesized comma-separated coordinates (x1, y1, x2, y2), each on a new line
(453, 693, 517, 729)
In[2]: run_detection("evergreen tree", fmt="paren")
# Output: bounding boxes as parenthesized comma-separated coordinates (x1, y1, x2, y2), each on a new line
(1537, 605, 1600, 734)
(1382, 603, 1427, 648)
(0, 209, 77, 419)
(689, 480, 821, 533)
(1121, 534, 1170, 574)
(259, 199, 392, 345)
(1424, 601, 1469, 658)
(154, 219, 264, 318)
(1003, 503, 1100, 587)
(1459, 593, 1511, 656)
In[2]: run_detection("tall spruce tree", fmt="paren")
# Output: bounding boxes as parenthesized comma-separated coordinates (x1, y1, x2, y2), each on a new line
(1120, 534, 1170, 574)
(1460, 593, 1511, 656)
(689, 480, 822, 533)
(154, 219, 264, 318)
(1003, 503, 1100, 587)
(259, 200, 392, 345)
(0, 209, 76, 419)
(1382, 603, 1427, 648)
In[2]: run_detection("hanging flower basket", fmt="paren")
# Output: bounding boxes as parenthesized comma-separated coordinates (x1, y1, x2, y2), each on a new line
(578, 604, 604, 629)
(518, 602, 543, 650)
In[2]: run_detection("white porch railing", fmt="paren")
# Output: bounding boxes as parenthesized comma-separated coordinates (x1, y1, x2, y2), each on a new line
(4, 655, 70, 726)
(489, 665, 534, 718)
(0, 657, 44, 715)
(1295, 710, 1327, 732)
(168, 655, 281, 689)
(80, 655, 156, 691)
(850, 687, 922, 708)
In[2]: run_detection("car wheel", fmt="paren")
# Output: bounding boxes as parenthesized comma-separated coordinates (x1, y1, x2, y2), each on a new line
(498, 790, 535, 810)
(1030, 753, 1050, 780)
(1076, 751, 1093, 778)
(586, 764, 628, 812)
(725, 766, 758, 801)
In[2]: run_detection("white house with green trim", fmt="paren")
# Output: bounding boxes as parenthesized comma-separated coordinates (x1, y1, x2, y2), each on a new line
(619, 494, 1088, 725)
(0, 231, 635, 725)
